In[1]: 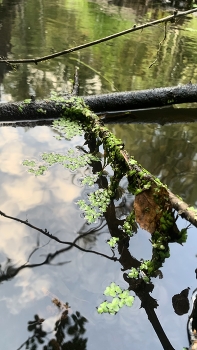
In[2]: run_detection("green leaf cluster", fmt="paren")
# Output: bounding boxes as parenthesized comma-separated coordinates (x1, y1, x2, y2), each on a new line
(23, 149, 99, 176)
(77, 188, 111, 224)
(81, 174, 99, 186)
(52, 118, 83, 140)
(107, 236, 119, 248)
(128, 265, 150, 283)
(97, 283, 134, 315)
(123, 211, 136, 236)
(42, 149, 98, 171)
(128, 268, 139, 279)
(23, 160, 48, 176)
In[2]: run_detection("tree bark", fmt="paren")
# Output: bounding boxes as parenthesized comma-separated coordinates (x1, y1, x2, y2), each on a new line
(0, 83, 197, 123)
(84, 83, 197, 112)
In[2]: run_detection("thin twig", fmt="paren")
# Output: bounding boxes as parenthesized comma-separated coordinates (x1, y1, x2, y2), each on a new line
(0, 210, 117, 261)
(149, 21, 168, 68)
(0, 9, 196, 64)
(71, 66, 79, 96)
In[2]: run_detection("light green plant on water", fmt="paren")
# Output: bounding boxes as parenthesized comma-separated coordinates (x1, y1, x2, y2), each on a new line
(77, 188, 112, 224)
(81, 174, 99, 186)
(22, 160, 48, 176)
(107, 236, 119, 248)
(23, 149, 98, 175)
(123, 211, 137, 236)
(52, 118, 83, 140)
(128, 266, 150, 283)
(97, 282, 134, 315)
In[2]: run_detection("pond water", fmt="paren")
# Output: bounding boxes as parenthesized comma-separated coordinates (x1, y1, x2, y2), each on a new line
(0, 1, 197, 350)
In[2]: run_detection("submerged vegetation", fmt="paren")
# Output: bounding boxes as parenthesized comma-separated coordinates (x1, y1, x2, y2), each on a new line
(22, 96, 190, 315)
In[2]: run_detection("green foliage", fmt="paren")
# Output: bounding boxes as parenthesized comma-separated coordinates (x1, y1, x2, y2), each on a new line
(52, 118, 83, 140)
(97, 283, 134, 315)
(107, 236, 119, 248)
(81, 174, 99, 186)
(104, 282, 122, 296)
(178, 228, 188, 244)
(28, 166, 48, 176)
(123, 211, 136, 236)
(77, 188, 111, 224)
(128, 265, 150, 283)
(128, 268, 139, 279)
(23, 160, 48, 176)
(42, 149, 98, 171)
(37, 108, 46, 114)
(23, 148, 99, 176)
(23, 160, 36, 167)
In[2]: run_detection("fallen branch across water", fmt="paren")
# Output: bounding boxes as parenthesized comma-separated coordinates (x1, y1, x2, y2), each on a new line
(0, 83, 197, 123)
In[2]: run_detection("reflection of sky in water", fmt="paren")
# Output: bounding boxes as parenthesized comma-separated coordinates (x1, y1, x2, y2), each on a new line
(0, 125, 197, 349)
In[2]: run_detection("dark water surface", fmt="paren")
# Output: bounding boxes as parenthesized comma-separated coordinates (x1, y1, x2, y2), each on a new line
(0, 1, 197, 350)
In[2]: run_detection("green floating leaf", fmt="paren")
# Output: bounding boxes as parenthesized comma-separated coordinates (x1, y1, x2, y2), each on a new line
(119, 290, 130, 299)
(104, 286, 116, 297)
(104, 282, 122, 297)
(97, 301, 108, 314)
(52, 117, 83, 140)
(125, 296, 134, 307)
(77, 188, 112, 224)
(119, 299, 125, 308)
(81, 174, 99, 186)
(23, 147, 99, 178)
(23, 160, 36, 167)
(28, 166, 48, 176)
(98, 283, 134, 315)
(107, 237, 119, 248)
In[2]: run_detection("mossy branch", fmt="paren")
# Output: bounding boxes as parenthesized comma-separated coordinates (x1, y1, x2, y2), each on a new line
(66, 97, 197, 230)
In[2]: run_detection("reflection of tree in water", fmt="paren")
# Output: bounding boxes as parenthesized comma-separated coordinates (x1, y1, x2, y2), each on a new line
(0, 196, 188, 350)
(0, 0, 22, 89)
(17, 296, 88, 350)
(111, 0, 194, 11)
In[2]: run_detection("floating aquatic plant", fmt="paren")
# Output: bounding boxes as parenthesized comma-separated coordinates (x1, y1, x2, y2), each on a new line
(107, 236, 119, 248)
(81, 174, 99, 186)
(77, 188, 112, 224)
(52, 117, 83, 140)
(23, 149, 99, 176)
(97, 282, 134, 315)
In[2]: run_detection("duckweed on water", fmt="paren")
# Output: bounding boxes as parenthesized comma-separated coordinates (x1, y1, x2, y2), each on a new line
(23, 149, 99, 175)
(107, 236, 119, 248)
(77, 188, 111, 224)
(52, 117, 83, 140)
(81, 174, 99, 186)
(97, 283, 134, 314)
